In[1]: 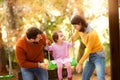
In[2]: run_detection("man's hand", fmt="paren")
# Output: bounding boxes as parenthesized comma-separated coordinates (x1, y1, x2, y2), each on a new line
(76, 63, 83, 73)
(38, 62, 48, 70)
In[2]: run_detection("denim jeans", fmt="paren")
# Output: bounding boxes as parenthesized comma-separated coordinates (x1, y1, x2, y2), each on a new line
(21, 67, 48, 80)
(82, 50, 105, 80)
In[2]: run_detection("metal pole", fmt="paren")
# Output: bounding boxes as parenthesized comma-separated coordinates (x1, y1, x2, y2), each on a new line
(8, 48, 13, 75)
(3, 0, 13, 75)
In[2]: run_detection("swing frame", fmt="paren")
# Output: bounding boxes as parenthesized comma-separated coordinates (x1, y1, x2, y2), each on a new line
(0, 0, 14, 78)
(0, 74, 14, 79)
(0, 47, 14, 79)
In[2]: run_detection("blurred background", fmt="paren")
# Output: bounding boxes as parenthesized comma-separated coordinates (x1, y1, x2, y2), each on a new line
(0, 0, 111, 80)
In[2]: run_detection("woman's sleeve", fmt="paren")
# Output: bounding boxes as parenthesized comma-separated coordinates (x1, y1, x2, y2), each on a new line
(69, 30, 79, 42)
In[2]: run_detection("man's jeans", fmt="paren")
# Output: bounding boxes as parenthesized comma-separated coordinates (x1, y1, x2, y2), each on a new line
(21, 67, 48, 80)
(82, 50, 105, 80)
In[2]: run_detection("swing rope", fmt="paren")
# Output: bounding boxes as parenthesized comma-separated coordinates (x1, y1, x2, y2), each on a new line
(48, 50, 57, 70)
(70, 44, 78, 66)
(70, 28, 77, 66)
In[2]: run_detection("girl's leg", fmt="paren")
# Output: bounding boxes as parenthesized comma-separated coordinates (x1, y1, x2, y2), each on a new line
(64, 62, 72, 78)
(56, 62, 63, 80)
(82, 59, 95, 80)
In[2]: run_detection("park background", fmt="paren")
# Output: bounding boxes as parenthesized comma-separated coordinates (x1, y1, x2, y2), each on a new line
(0, 0, 112, 80)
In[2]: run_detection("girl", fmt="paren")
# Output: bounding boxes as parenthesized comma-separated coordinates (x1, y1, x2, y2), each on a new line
(46, 30, 73, 80)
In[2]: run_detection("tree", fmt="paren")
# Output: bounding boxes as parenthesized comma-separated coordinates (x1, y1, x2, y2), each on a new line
(7, 0, 16, 29)
(0, 0, 16, 74)
(0, 0, 110, 71)
(0, 28, 8, 73)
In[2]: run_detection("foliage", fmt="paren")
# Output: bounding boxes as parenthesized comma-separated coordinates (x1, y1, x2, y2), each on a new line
(0, 0, 3, 4)
(103, 43, 110, 64)
(0, 0, 110, 67)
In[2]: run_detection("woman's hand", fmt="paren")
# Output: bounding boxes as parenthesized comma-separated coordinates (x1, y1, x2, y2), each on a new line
(76, 63, 83, 73)
(68, 36, 74, 42)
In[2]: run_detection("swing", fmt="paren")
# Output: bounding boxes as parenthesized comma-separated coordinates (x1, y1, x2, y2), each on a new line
(0, 48, 14, 79)
(0, 75, 14, 79)
(48, 45, 78, 70)
(48, 58, 77, 70)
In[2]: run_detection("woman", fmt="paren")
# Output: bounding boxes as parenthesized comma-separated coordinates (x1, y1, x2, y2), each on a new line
(70, 15, 105, 80)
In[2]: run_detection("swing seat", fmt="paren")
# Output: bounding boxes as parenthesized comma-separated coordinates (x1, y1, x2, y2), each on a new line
(48, 58, 77, 70)
(48, 61, 57, 70)
(70, 58, 77, 66)
(0, 74, 14, 79)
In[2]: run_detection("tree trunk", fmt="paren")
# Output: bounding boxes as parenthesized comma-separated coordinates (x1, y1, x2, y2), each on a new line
(7, 0, 16, 29)
(0, 45, 8, 73)
(0, 32, 8, 74)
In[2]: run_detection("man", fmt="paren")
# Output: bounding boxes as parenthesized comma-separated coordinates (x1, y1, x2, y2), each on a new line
(16, 27, 48, 80)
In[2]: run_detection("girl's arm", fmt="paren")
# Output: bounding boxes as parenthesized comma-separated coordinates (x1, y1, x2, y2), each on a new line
(68, 42, 74, 48)
(45, 39, 54, 55)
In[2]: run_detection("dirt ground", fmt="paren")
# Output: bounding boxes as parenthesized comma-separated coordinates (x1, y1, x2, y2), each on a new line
(0, 67, 111, 80)
(0, 66, 111, 80)
(0, 72, 111, 80)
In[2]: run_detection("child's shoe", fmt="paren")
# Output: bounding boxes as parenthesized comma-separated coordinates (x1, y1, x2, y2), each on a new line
(68, 77, 72, 80)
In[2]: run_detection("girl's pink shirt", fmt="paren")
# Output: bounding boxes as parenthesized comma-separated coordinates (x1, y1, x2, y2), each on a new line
(45, 41, 73, 60)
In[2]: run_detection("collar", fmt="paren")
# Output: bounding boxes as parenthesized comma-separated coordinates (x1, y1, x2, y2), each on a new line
(85, 25, 92, 33)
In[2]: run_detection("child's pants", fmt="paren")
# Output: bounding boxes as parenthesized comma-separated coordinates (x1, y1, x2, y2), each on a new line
(53, 58, 72, 80)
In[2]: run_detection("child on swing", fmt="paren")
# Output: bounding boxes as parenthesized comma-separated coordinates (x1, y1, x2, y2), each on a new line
(46, 30, 73, 80)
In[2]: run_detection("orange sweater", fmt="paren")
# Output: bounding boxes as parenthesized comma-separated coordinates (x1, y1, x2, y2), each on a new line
(15, 34, 46, 68)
